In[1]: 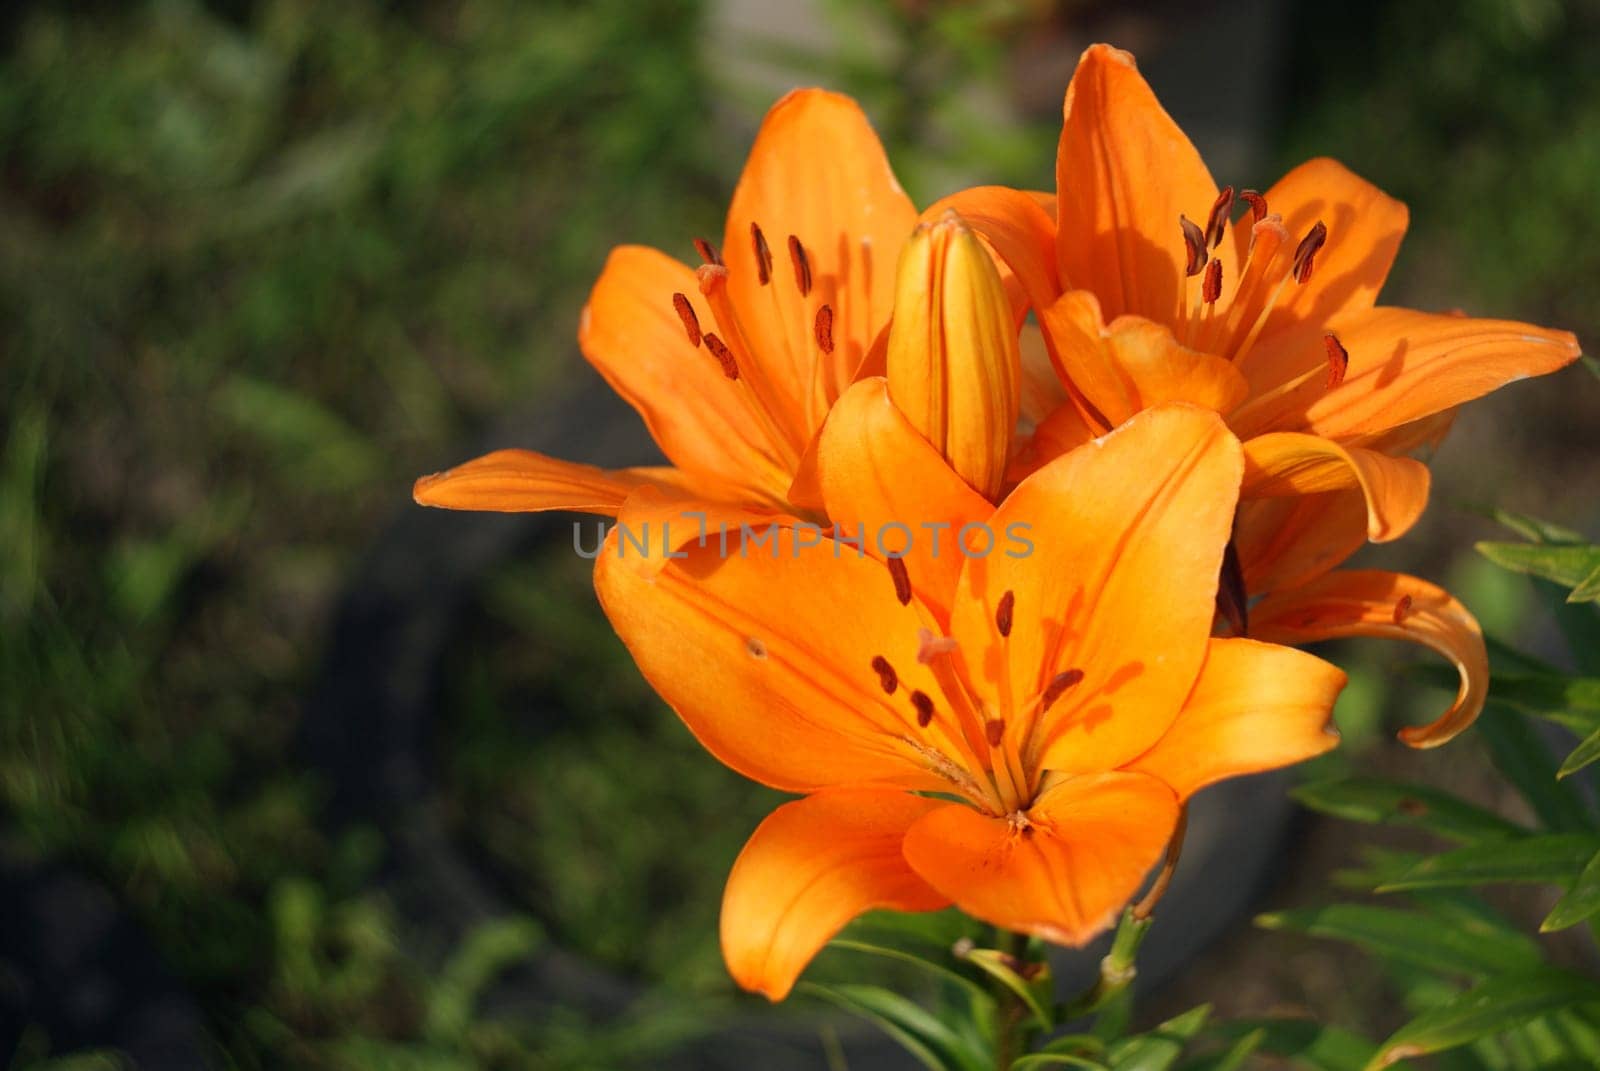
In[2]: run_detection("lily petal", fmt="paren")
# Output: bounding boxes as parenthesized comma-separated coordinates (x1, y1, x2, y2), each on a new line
(1241, 433, 1431, 542)
(723, 89, 917, 414)
(902, 772, 1178, 945)
(1236, 307, 1583, 439)
(1056, 44, 1218, 320)
(581, 246, 791, 499)
(1234, 489, 1369, 596)
(722, 789, 947, 1001)
(412, 449, 691, 515)
(1126, 638, 1344, 800)
(812, 378, 992, 618)
(1250, 569, 1489, 747)
(924, 185, 1062, 313)
(610, 486, 800, 578)
(951, 405, 1244, 776)
(1233, 159, 1408, 394)
(1037, 294, 1249, 429)
(594, 531, 975, 795)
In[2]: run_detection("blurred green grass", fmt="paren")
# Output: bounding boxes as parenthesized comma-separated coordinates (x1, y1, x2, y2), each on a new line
(2, 0, 1598, 1067)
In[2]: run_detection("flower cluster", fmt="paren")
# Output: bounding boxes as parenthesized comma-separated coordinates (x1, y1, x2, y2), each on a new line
(415, 45, 1580, 1001)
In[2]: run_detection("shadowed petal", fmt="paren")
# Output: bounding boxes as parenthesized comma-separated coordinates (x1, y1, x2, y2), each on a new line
(722, 789, 947, 1001)
(1242, 433, 1431, 542)
(1250, 569, 1488, 747)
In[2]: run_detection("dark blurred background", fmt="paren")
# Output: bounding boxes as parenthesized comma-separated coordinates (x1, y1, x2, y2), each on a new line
(2, 1, 1598, 1067)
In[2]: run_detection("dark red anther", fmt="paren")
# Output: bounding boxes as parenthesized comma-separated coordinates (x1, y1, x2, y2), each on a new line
(1204, 185, 1235, 249)
(1324, 333, 1349, 389)
(1240, 189, 1268, 222)
(995, 590, 1014, 638)
(751, 222, 773, 285)
(887, 556, 912, 606)
(814, 304, 835, 354)
(1393, 594, 1413, 625)
(1179, 215, 1209, 277)
(703, 332, 739, 380)
(910, 690, 935, 727)
(693, 237, 724, 267)
(671, 292, 701, 347)
(871, 655, 898, 695)
(1041, 668, 1085, 711)
(985, 719, 1006, 748)
(1292, 221, 1328, 284)
(1202, 258, 1223, 304)
(787, 235, 812, 297)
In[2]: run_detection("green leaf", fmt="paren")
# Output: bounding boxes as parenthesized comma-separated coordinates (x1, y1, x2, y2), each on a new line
(1584, 355, 1600, 382)
(1293, 779, 1526, 842)
(1038, 1035, 1106, 1056)
(1571, 561, 1600, 604)
(801, 983, 988, 1071)
(424, 917, 543, 1042)
(1477, 508, 1586, 545)
(1465, 672, 1600, 734)
(1541, 847, 1600, 931)
(1180, 1028, 1263, 1071)
(1211, 1019, 1376, 1071)
(1476, 704, 1594, 832)
(1559, 726, 1600, 779)
(1257, 904, 1540, 976)
(827, 938, 993, 1004)
(1106, 1005, 1210, 1071)
(1012, 1056, 1109, 1070)
(1476, 542, 1600, 590)
(961, 946, 1052, 1028)
(1365, 969, 1600, 1070)
(1376, 834, 1600, 891)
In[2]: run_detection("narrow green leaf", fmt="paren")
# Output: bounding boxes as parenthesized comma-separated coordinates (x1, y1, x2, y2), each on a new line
(1476, 508, 1585, 545)
(961, 947, 1052, 1028)
(1180, 1028, 1263, 1071)
(1038, 1034, 1106, 1056)
(1211, 1019, 1376, 1071)
(1541, 847, 1600, 932)
(1571, 561, 1600, 604)
(1012, 1056, 1109, 1070)
(1106, 1005, 1210, 1071)
(1476, 542, 1600, 589)
(1257, 904, 1540, 976)
(1293, 779, 1525, 842)
(1476, 705, 1594, 832)
(1366, 969, 1600, 1070)
(1376, 834, 1600, 891)
(1559, 726, 1600, 779)
(1584, 355, 1600, 381)
(1460, 672, 1600, 735)
(800, 983, 986, 1071)
(827, 939, 993, 1004)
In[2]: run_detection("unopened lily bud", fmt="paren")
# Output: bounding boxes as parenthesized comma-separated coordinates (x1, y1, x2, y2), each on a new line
(885, 211, 1021, 500)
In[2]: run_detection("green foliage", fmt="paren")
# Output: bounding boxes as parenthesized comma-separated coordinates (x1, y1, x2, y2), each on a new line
(1262, 512, 1600, 1071)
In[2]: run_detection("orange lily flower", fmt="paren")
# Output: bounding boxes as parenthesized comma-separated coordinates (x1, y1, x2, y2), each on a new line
(935, 44, 1582, 746)
(596, 405, 1346, 1000)
(413, 88, 917, 518)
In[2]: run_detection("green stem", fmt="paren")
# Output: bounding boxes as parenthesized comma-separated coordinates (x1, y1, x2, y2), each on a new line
(1055, 909, 1152, 1023)
(993, 929, 1032, 1070)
